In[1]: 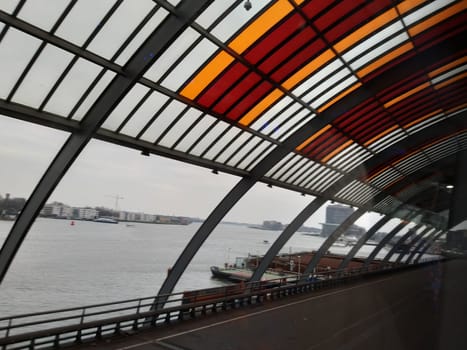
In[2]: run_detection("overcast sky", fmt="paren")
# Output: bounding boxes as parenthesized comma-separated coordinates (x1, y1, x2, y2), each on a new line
(0, 115, 391, 230)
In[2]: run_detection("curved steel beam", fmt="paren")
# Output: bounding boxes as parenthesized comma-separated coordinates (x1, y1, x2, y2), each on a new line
(406, 228, 439, 264)
(301, 207, 366, 277)
(382, 223, 423, 263)
(249, 197, 327, 282)
(394, 226, 432, 264)
(338, 214, 391, 270)
(363, 211, 419, 268)
(0, 0, 212, 284)
(414, 230, 445, 264)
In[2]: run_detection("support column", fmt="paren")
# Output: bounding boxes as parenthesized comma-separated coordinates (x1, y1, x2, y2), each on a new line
(383, 223, 423, 263)
(302, 208, 366, 277)
(406, 228, 438, 264)
(395, 226, 432, 264)
(363, 212, 418, 268)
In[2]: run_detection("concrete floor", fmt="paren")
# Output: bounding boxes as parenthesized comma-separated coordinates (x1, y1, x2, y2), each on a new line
(71, 259, 467, 350)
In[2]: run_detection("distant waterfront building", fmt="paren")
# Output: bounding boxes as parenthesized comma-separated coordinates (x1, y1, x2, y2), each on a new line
(40, 202, 73, 218)
(321, 204, 365, 237)
(78, 207, 99, 220)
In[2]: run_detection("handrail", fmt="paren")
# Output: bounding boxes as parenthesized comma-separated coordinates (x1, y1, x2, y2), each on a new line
(0, 257, 443, 350)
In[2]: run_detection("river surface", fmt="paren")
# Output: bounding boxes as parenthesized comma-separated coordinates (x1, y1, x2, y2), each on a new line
(0, 218, 388, 317)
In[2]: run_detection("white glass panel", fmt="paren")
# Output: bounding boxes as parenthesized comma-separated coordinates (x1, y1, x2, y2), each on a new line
(102, 83, 149, 131)
(239, 141, 273, 170)
(144, 27, 200, 82)
(0, 23, 3, 32)
(13, 44, 73, 108)
(88, 0, 154, 60)
(216, 131, 252, 163)
(55, 0, 116, 47)
(120, 91, 169, 138)
(407, 114, 444, 134)
(260, 103, 301, 135)
(73, 70, 116, 121)
(292, 59, 343, 97)
(431, 64, 466, 84)
(158, 108, 203, 148)
(0, 0, 19, 13)
(202, 127, 241, 160)
(245, 143, 276, 171)
(18, 0, 70, 31)
(189, 120, 230, 156)
(342, 21, 404, 62)
(403, 0, 456, 26)
(226, 136, 262, 167)
(44, 58, 101, 116)
(265, 152, 295, 177)
(271, 154, 300, 180)
(196, 1, 236, 29)
(327, 142, 359, 166)
(0, 29, 41, 99)
(311, 75, 358, 108)
(141, 99, 187, 142)
(302, 68, 350, 102)
(279, 156, 309, 182)
(272, 109, 311, 138)
(175, 116, 216, 152)
(115, 8, 168, 65)
(161, 38, 218, 91)
(210, 0, 270, 43)
(292, 162, 320, 186)
(167, 0, 182, 6)
(278, 112, 316, 141)
(350, 32, 409, 71)
(251, 96, 293, 130)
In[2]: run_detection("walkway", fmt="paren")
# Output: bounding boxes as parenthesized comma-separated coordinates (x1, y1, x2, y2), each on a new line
(71, 260, 467, 350)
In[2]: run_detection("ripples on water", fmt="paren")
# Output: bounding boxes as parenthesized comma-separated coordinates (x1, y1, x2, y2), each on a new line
(0, 218, 383, 317)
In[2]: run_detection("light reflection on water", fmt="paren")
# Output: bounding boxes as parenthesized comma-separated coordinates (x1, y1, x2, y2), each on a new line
(0, 218, 387, 317)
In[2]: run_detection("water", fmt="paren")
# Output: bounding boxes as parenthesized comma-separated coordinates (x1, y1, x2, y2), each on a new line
(0, 218, 388, 318)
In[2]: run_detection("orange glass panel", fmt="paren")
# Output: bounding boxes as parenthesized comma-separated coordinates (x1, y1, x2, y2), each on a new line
(317, 82, 362, 113)
(282, 49, 335, 90)
(366, 165, 391, 181)
(229, 0, 294, 54)
(403, 109, 443, 129)
(445, 103, 467, 114)
(364, 125, 399, 146)
(180, 51, 234, 100)
(428, 56, 467, 78)
(296, 124, 332, 151)
(322, 140, 353, 163)
(408, 2, 465, 37)
(397, 0, 428, 15)
(383, 82, 430, 108)
(357, 42, 414, 78)
(433, 72, 467, 90)
(239, 89, 284, 126)
(334, 9, 398, 53)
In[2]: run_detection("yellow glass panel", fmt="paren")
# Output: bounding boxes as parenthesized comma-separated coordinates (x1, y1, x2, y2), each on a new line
(384, 82, 430, 108)
(229, 0, 294, 54)
(282, 49, 335, 90)
(433, 72, 467, 90)
(322, 140, 353, 163)
(334, 9, 398, 53)
(317, 82, 362, 113)
(180, 51, 234, 100)
(428, 56, 467, 78)
(403, 109, 443, 129)
(239, 89, 284, 126)
(397, 0, 428, 15)
(408, 2, 465, 37)
(296, 124, 332, 151)
(364, 125, 399, 147)
(357, 42, 413, 78)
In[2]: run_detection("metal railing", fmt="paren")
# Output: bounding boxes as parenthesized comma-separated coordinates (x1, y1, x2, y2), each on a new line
(0, 257, 442, 350)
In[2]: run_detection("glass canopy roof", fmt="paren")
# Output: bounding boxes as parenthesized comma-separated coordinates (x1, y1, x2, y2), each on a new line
(0, 0, 466, 218)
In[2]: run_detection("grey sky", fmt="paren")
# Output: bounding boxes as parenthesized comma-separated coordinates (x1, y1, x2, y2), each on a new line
(0, 116, 389, 230)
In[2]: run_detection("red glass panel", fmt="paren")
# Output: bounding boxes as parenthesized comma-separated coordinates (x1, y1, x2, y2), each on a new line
(259, 27, 316, 74)
(314, 0, 366, 33)
(302, 128, 339, 155)
(244, 13, 307, 65)
(324, 0, 392, 43)
(343, 108, 387, 135)
(361, 50, 416, 83)
(302, 0, 336, 21)
(271, 39, 326, 82)
(212, 72, 261, 115)
(353, 116, 395, 142)
(386, 88, 435, 114)
(314, 136, 349, 160)
(376, 74, 427, 104)
(197, 62, 248, 107)
(227, 81, 274, 121)
(333, 98, 379, 127)
(413, 14, 464, 51)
